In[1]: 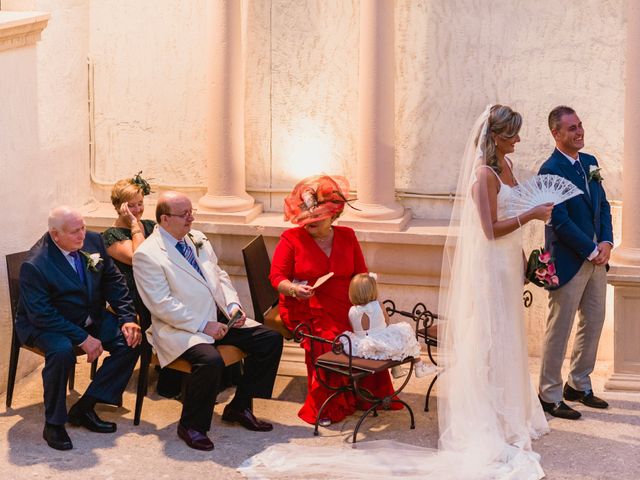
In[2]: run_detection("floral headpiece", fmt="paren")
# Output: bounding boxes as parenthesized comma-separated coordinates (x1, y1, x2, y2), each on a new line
(284, 175, 357, 226)
(132, 171, 153, 196)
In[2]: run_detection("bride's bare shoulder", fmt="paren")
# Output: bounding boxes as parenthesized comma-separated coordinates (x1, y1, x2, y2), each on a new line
(474, 166, 500, 191)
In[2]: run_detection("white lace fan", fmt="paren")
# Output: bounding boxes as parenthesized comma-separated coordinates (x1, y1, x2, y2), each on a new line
(506, 174, 583, 217)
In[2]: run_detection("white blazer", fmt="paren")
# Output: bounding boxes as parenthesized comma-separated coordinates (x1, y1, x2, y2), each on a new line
(133, 226, 258, 367)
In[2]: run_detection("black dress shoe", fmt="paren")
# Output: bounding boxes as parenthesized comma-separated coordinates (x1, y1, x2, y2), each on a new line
(563, 383, 609, 409)
(43, 423, 73, 451)
(538, 395, 581, 420)
(177, 424, 214, 451)
(68, 407, 117, 433)
(222, 406, 273, 432)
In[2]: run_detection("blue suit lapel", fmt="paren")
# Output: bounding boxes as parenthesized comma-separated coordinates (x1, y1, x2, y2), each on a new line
(81, 253, 95, 299)
(554, 150, 593, 212)
(47, 238, 86, 289)
(580, 158, 601, 212)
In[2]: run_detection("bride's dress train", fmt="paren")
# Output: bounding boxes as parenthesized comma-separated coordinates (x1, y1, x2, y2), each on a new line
(239, 106, 549, 479)
(239, 213, 548, 479)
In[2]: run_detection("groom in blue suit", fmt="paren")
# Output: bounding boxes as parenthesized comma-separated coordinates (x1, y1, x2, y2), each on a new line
(538, 106, 613, 420)
(15, 206, 142, 450)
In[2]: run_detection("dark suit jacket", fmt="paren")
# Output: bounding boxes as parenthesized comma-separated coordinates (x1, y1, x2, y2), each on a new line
(539, 148, 613, 288)
(15, 231, 136, 346)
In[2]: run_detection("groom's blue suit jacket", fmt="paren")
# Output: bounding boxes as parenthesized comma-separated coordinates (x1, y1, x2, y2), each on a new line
(538, 148, 613, 288)
(15, 231, 136, 346)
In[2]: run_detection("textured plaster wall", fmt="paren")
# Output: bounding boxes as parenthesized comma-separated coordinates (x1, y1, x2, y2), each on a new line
(0, 0, 625, 391)
(85, 0, 626, 363)
(88, 0, 208, 188)
(396, 0, 626, 219)
(90, 0, 625, 217)
(0, 0, 91, 390)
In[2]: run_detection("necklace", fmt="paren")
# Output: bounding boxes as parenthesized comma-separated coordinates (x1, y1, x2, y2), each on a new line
(314, 228, 333, 242)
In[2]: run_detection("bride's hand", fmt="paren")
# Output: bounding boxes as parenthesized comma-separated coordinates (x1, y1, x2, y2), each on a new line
(528, 202, 554, 223)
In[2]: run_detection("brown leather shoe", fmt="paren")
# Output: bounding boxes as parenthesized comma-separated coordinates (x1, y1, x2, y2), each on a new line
(563, 383, 609, 409)
(177, 424, 214, 451)
(222, 406, 273, 432)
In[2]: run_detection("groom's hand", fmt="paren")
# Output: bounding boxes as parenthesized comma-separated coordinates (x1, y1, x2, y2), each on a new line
(592, 242, 612, 266)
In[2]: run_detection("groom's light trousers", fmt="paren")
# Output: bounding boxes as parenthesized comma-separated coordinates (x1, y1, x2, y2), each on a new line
(539, 261, 607, 403)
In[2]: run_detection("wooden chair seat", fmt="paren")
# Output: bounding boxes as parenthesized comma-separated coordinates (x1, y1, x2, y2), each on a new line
(263, 306, 293, 340)
(416, 324, 438, 345)
(133, 319, 247, 425)
(316, 351, 406, 375)
(148, 344, 247, 373)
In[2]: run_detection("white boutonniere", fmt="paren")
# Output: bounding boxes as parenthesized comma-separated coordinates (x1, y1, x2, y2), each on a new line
(588, 165, 603, 182)
(187, 233, 208, 257)
(81, 251, 103, 272)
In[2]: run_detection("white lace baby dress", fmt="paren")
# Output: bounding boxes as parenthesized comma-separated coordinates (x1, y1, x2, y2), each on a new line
(342, 301, 421, 361)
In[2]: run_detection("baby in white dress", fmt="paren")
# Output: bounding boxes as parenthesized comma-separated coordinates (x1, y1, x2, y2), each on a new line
(343, 273, 431, 378)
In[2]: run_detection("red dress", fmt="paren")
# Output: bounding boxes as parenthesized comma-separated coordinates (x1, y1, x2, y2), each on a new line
(270, 225, 400, 425)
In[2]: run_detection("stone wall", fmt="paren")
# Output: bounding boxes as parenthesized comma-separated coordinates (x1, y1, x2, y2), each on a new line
(0, 0, 91, 389)
(88, 0, 625, 218)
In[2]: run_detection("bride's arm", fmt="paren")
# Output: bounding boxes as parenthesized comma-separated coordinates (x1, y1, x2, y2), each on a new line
(473, 168, 523, 239)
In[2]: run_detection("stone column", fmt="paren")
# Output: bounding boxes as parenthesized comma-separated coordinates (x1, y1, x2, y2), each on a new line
(198, 0, 261, 222)
(341, 0, 410, 231)
(605, 0, 640, 391)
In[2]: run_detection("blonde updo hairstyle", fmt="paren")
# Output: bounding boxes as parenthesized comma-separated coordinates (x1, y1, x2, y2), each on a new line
(483, 104, 522, 174)
(348, 273, 378, 306)
(110, 179, 144, 212)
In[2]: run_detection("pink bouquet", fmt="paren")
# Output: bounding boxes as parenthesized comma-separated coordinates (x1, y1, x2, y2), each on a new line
(526, 248, 559, 288)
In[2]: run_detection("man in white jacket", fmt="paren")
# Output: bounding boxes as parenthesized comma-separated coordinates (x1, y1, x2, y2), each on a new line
(133, 191, 282, 451)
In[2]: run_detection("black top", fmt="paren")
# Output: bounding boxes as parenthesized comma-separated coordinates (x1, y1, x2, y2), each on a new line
(102, 219, 156, 310)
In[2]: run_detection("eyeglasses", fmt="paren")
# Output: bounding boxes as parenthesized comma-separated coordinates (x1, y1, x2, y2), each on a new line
(165, 209, 197, 219)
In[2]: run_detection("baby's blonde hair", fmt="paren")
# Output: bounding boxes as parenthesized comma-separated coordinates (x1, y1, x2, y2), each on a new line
(349, 273, 378, 306)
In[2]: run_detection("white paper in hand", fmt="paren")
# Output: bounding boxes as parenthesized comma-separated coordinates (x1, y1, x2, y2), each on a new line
(506, 174, 583, 217)
(312, 272, 334, 290)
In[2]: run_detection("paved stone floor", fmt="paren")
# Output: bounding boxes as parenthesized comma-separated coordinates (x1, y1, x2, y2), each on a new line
(0, 354, 638, 479)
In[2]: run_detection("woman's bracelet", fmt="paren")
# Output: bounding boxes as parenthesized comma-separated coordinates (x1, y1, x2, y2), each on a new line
(288, 284, 297, 298)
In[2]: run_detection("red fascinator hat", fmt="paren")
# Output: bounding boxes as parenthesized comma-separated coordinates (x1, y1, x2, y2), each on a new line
(284, 175, 352, 226)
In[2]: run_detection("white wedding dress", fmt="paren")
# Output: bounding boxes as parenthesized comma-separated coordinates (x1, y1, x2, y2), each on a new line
(238, 106, 549, 480)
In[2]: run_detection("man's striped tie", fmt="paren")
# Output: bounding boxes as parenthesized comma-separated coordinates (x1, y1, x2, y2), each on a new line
(176, 240, 204, 278)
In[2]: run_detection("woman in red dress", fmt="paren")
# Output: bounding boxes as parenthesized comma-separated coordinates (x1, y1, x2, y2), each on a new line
(270, 175, 399, 426)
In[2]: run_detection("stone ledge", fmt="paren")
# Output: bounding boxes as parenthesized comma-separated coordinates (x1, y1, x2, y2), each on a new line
(80, 200, 451, 246)
(81, 200, 448, 314)
(0, 11, 50, 52)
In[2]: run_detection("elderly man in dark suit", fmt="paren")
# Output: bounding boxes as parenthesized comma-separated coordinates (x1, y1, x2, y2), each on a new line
(15, 206, 142, 450)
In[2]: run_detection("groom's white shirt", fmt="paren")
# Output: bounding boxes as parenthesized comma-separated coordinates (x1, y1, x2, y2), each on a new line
(133, 225, 258, 367)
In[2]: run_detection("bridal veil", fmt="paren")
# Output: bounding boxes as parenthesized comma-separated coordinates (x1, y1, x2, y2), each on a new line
(238, 106, 547, 480)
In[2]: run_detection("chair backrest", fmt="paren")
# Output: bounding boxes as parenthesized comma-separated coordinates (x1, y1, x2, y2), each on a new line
(242, 235, 278, 323)
(6, 251, 30, 323)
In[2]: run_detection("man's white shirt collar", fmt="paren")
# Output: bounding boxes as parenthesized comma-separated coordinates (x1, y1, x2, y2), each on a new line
(159, 225, 185, 246)
(557, 148, 580, 164)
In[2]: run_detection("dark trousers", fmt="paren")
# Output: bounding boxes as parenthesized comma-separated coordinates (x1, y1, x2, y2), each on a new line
(32, 315, 140, 425)
(178, 325, 283, 432)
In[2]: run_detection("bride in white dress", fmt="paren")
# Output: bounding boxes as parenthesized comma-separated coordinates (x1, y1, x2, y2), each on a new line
(238, 105, 553, 480)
